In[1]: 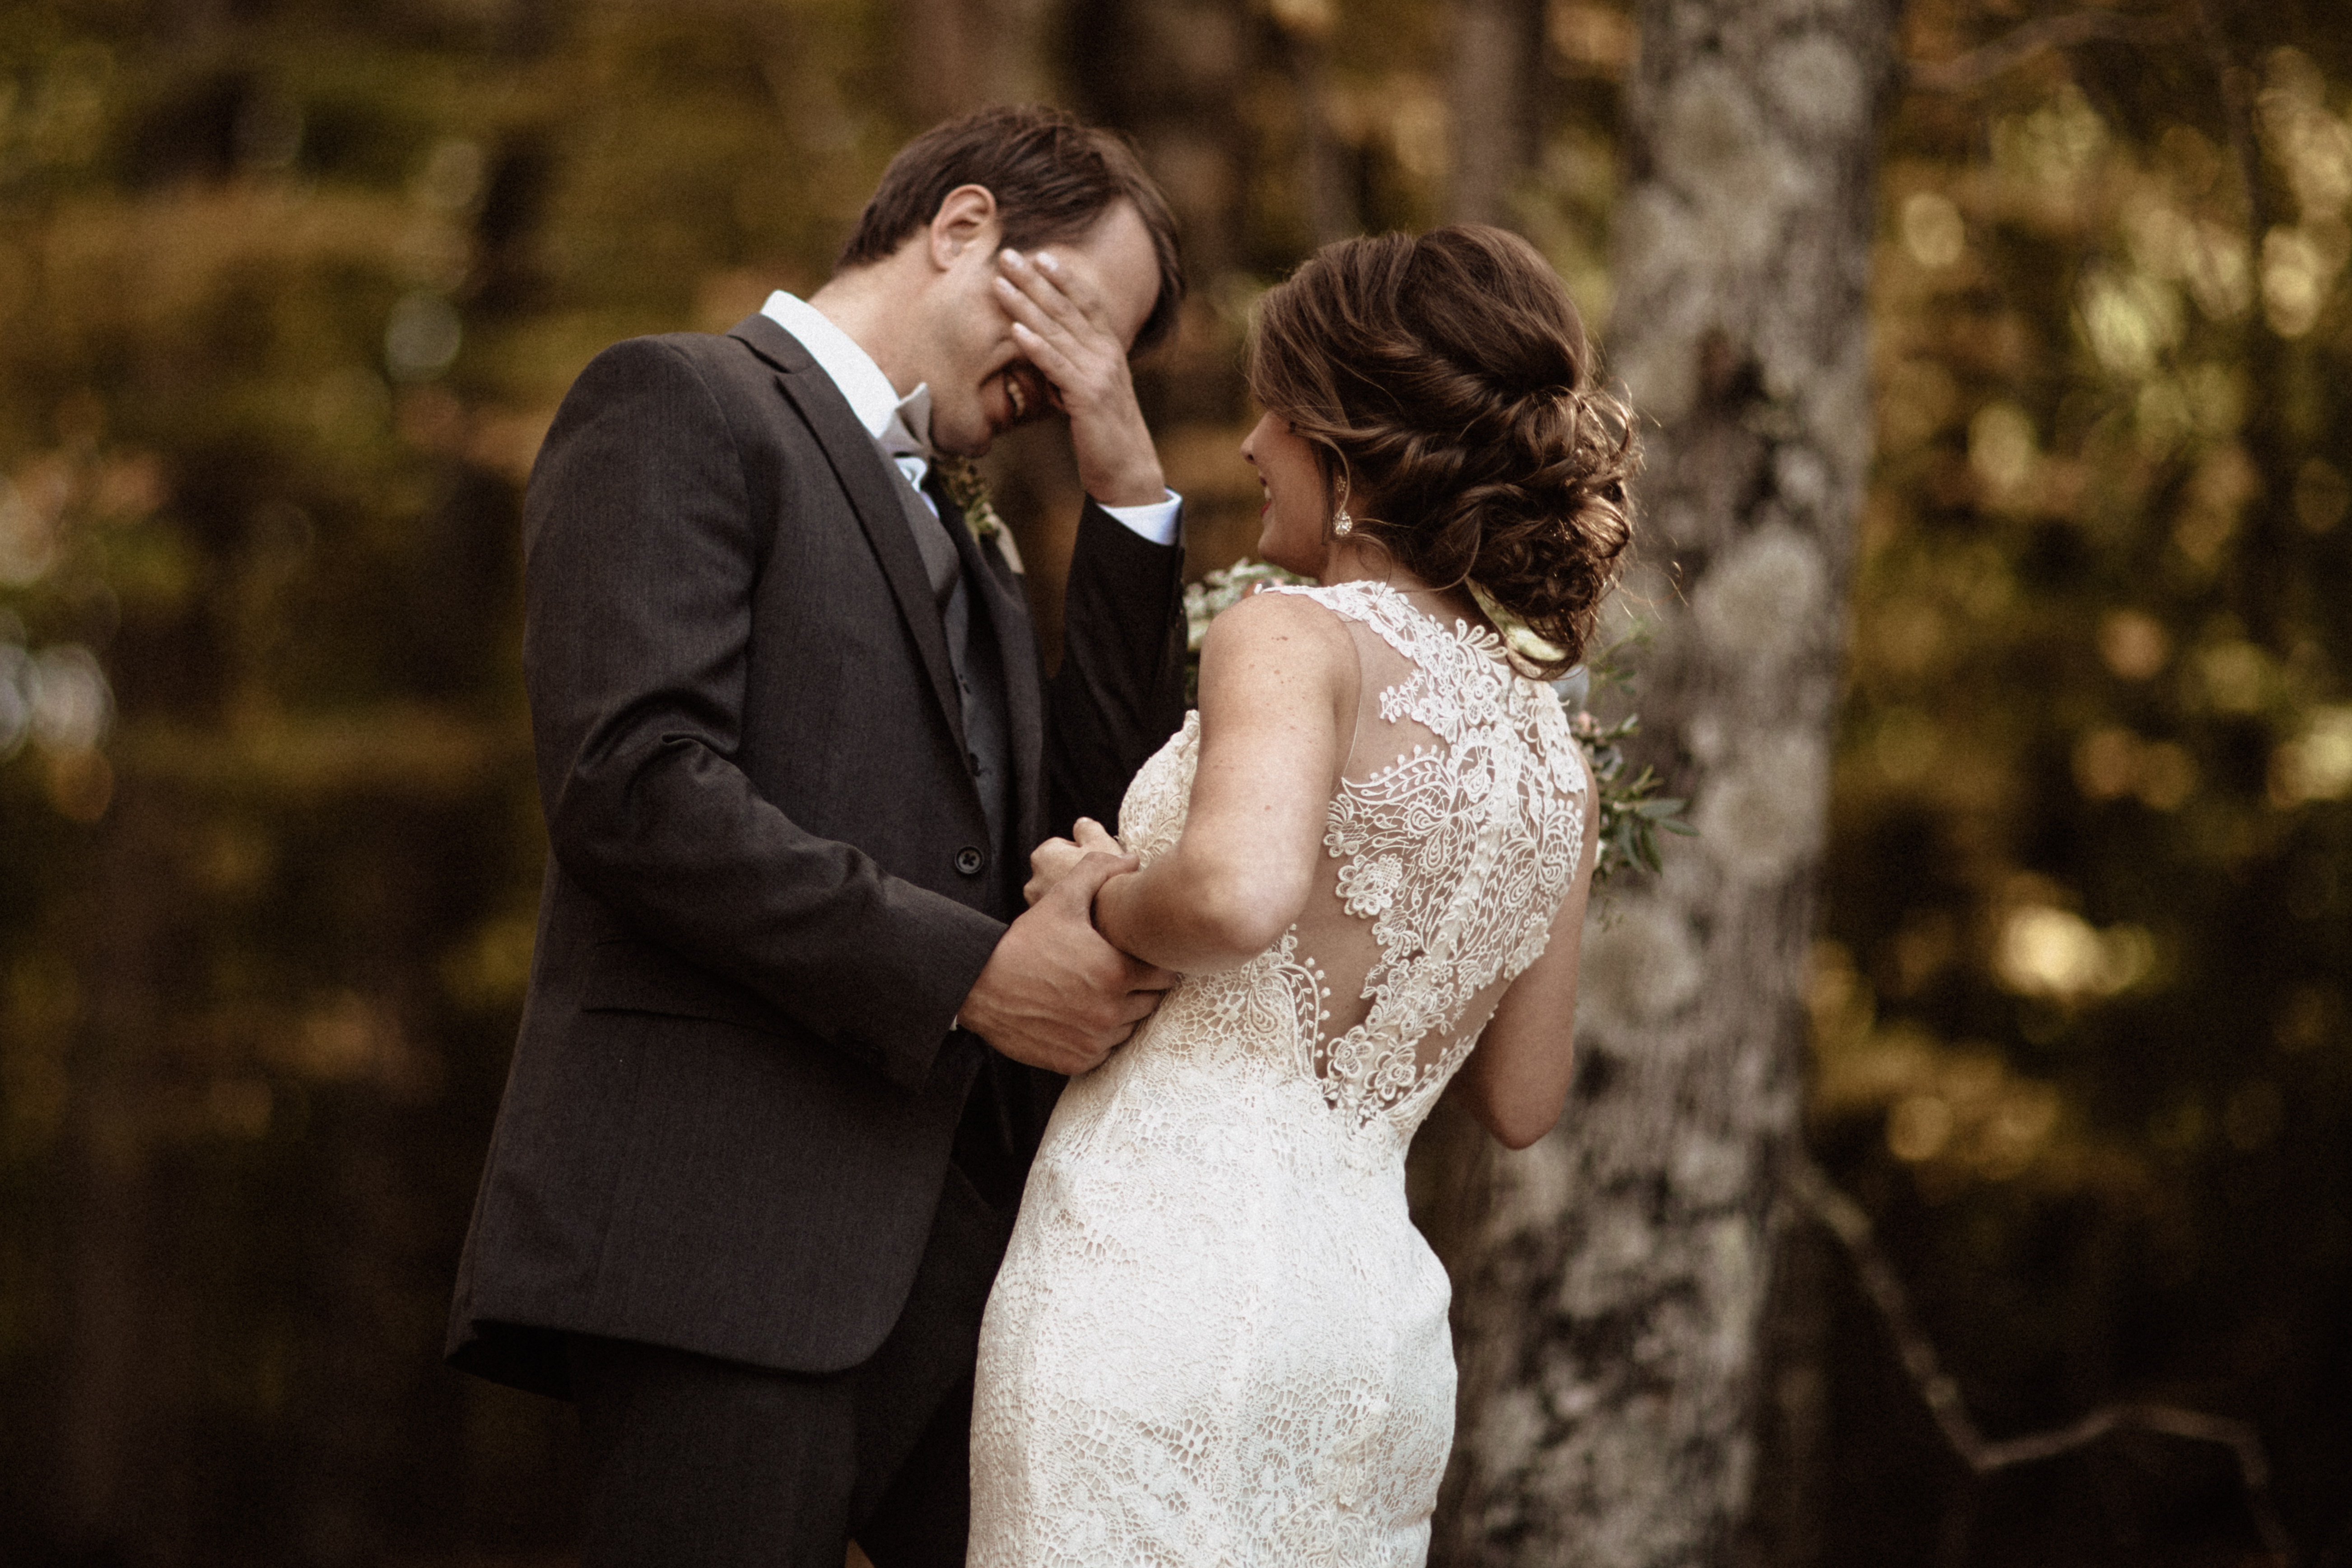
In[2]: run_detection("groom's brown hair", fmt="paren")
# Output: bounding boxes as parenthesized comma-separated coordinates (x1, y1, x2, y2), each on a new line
(838, 104, 1184, 354)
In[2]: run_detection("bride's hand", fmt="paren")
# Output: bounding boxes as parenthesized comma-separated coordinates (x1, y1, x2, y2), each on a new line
(1025, 818, 1124, 907)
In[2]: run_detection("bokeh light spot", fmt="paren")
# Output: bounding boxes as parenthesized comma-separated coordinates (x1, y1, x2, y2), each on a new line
(2098, 610, 2170, 679)
(1902, 191, 1964, 268)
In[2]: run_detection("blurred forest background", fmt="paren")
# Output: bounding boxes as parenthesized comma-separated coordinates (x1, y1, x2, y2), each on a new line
(0, 0, 2347, 1564)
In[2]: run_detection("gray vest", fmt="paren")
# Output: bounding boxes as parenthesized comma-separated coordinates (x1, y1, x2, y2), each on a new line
(877, 452, 1015, 890)
(878, 451, 1034, 1208)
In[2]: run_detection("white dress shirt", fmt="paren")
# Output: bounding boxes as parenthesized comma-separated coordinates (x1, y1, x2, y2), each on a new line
(760, 292, 1183, 547)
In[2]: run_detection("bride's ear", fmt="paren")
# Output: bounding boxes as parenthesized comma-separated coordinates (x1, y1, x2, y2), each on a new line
(930, 184, 1001, 271)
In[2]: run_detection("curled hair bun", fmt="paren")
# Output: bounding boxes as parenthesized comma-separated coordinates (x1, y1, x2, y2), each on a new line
(1248, 225, 1639, 676)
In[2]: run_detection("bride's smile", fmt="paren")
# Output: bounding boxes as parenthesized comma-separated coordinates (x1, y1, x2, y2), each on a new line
(1241, 410, 1334, 576)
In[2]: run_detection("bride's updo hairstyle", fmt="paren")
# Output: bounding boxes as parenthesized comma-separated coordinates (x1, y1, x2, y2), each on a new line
(1248, 225, 1637, 678)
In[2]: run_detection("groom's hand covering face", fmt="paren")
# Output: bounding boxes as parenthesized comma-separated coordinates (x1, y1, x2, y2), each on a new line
(918, 186, 1170, 508)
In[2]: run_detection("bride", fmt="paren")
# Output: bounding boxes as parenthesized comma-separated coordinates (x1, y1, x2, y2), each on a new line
(969, 224, 1637, 1565)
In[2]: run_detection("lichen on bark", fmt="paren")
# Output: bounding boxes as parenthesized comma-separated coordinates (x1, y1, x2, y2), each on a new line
(1433, 1, 1906, 1563)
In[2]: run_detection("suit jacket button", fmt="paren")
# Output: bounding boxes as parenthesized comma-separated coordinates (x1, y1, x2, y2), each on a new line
(955, 846, 984, 876)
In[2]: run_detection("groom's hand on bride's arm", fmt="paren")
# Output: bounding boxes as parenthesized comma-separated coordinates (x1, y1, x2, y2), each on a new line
(961, 851, 1175, 1076)
(1023, 817, 1120, 907)
(993, 248, 1167, 508)
(1022, 838, 1082, 908)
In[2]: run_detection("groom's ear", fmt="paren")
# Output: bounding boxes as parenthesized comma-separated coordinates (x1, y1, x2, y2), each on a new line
(928, 184, 1002, 273)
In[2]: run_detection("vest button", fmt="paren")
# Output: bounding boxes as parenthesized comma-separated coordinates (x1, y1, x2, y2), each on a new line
(954, 846, 984, 876)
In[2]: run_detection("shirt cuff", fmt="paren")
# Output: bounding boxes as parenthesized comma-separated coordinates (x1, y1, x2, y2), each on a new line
(1096, 490, 1183, 547)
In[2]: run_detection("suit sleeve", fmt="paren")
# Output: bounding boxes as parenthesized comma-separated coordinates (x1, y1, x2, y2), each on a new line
(524, 336, 1001, 1093)
(1046, 498, 1189, 837)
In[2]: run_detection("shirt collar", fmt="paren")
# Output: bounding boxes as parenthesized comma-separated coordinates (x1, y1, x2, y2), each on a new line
(760, 291, 932, 456)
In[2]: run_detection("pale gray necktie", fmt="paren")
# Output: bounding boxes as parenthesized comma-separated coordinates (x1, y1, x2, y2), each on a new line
(875, 386, 1011, 860)
(879, 447, 964, 624)
(876, 389, 963, 619)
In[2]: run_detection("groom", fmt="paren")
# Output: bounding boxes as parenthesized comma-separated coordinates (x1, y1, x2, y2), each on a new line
(447, 107, 1190, 1566)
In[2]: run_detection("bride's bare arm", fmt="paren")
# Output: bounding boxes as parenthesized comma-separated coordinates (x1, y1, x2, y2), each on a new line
(1091, 591, 1358, 973)
(1452, 790, 1602, 1149)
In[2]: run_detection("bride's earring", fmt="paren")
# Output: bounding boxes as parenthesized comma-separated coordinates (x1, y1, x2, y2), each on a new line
(1332, 507, 1353, 538)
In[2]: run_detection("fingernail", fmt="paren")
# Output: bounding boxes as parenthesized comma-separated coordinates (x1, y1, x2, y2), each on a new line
(1001, 248, 1023, 266)
(1035, 253, 1059, 272)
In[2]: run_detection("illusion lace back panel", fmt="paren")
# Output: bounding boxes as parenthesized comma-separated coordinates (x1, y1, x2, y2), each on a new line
(969, 581, 1588, 1567)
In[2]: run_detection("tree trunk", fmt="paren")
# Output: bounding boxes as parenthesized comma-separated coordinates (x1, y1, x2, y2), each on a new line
(1733, 1210, 1832, 1568)
(897, 0, 1058, 123)
(1289, 28, 1356, 250)
(1435, 1, 1903, 1563)
(1444, 0, 1545, 228)
(52, 783, 194, 1561)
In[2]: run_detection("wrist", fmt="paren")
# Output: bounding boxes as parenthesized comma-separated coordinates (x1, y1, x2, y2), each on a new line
(1091, 865, 1138, 948)
(1088, 871, 1117, 943)
(1085, 469, 1169, 509)
(1074, 415, 1166, 508)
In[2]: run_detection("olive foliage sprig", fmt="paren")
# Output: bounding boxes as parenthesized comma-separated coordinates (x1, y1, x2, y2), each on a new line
(1551, 642, 1694, 889)
(1180, 560, 1691, 890)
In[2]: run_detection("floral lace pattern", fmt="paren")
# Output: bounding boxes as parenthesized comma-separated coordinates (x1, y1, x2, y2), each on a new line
(1271, 581, 1588, 1128)
(970, 581, 1588, 1567)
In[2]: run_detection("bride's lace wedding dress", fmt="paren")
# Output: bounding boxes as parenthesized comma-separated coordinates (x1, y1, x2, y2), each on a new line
(969, 580, 1589, 1566)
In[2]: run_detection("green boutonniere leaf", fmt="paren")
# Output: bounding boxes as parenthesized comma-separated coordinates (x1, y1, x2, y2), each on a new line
(931, 455, 1004, 542)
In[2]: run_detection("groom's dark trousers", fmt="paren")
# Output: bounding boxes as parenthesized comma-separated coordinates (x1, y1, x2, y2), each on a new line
(445, 313, 1188, 1566)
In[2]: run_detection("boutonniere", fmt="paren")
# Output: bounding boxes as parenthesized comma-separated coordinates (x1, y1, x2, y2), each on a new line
(931, 455, 1004, 542)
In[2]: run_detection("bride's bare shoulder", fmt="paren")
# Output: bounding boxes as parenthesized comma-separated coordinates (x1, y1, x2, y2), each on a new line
(1195, 586, 1360, 741)
(1197, 584, 1356, 672)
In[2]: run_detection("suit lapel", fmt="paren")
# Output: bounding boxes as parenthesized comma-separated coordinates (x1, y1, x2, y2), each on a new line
(981, 558, 1044, 848)
(729, 313, 969, 756)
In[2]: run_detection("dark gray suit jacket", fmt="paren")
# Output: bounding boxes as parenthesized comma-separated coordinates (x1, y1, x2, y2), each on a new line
(447, 313, 1187, 1398)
